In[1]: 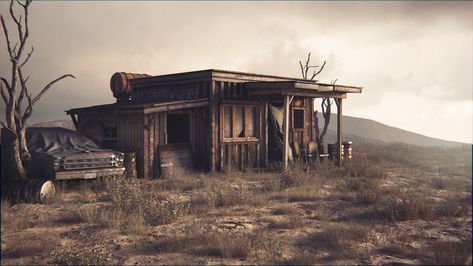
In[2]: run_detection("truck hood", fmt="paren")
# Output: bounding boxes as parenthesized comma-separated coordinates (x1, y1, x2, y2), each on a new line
(26, 127, 115, 157)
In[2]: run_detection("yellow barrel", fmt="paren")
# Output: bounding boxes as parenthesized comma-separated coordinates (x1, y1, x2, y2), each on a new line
(124, 152, 137, 178)
(342, 141, 352, 159)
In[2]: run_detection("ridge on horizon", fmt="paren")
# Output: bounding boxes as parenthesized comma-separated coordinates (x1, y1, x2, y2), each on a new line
(29, 114, 468, 149)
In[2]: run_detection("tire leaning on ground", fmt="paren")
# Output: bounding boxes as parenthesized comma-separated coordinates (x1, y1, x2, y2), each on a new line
(4, 179, 56, 203)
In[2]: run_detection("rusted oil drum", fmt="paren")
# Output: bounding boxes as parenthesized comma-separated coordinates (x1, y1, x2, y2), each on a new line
(124, 152, 137, 178)
(8, 179, 56, 203)
(110, 72, 150, 99)
(328, 143, 344, 160)
(342, 141, 353, 159)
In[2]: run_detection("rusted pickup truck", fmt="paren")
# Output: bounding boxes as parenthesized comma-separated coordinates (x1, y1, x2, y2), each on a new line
(26, 127, 125, 180)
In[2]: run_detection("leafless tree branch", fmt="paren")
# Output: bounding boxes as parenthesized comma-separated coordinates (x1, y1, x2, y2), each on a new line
(20, 46, 33, 67)
(1, 0, 74, 179)
(31, 74, 75, 106)
(1, 15, 15, 59)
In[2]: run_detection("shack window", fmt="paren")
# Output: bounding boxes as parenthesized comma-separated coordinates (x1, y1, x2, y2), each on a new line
(222, 104, 258, 140)
(224, 106, 232, 138)
(293, 109, 304, 129)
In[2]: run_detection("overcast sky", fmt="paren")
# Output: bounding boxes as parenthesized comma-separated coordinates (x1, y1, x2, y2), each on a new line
(1, 1, 472, 143)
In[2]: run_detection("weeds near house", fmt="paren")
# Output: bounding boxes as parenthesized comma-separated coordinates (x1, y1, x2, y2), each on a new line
(2, 144, 471, 265)
(75, 176, 187, 233)
(53, 242, 114, 265)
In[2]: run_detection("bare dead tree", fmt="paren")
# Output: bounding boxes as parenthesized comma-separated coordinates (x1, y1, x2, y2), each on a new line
(299, 52, 331, 148)
(299, 52, 326, 81)
(1, 0, 75, 179)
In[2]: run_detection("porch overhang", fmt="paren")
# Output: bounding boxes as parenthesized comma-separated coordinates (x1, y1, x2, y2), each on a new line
(245, 80, 362, 98)
(66, 99, 209, 116)
(115, 99, 209, 115)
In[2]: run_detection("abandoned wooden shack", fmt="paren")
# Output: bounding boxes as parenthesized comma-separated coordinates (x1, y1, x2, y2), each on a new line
(66, 69, 362, 178)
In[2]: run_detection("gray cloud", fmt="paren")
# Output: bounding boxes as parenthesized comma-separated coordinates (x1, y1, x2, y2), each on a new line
(1, 1, 471, 142)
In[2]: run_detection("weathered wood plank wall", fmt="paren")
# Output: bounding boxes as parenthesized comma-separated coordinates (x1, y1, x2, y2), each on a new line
(117, 113, 144, 177)
(211, 80, 267, 171)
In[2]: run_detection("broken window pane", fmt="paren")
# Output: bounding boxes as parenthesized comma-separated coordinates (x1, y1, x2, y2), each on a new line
(246, 106, 256, 137)
(293, 109, 304, 129)
(224, 106, 232, 138)
(235, 106, 244, 137)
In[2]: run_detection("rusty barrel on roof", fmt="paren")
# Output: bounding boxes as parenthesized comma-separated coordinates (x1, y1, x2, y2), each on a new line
(110, 72, 151, 99)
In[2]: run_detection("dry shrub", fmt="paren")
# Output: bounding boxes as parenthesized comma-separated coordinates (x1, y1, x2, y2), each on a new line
(268, 215, 306, 229)
(308, 223, 370, 252)
(211, 183, 252, 207)
(378, 245, 426, 261)
(430, 240, 472, 265)
(284, 251, 319, 265)
(269, 188, 319, 202)
(434, 195, 472, 218)
(53, 242, 114, 265)
(333, 175, 386, 205)
(157, 230, 252, 259)
(271, 205, 304, 216)
(1, 200, 30, 231)
(375, 192, 433, 222)
(76, 177, 187, 234)
(2, 233, 57, 259)
(156, 229, 283, 261)
(152, 171, 210, 192)
(343, 156, 387, 180)
(188, 191, 216, 215)
(431, 177, 449, 190)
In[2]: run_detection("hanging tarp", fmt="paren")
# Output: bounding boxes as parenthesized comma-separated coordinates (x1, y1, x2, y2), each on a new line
(268, 104, 293, 162)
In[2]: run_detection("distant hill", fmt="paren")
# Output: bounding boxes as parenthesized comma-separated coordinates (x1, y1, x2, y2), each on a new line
(31, 119, 75, 130)
(28, 114, 468, 148)
(320, 114, 468, 148)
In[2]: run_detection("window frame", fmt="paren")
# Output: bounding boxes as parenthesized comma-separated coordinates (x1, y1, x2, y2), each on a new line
(220, 101, 259, 142)
(292, 107, 305, 131)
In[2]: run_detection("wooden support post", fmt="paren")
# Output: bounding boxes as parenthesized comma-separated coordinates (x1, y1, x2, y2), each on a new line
(210, 81, 217, 172)
(283, 95, 290, 169)
(264, 100, 269, 167)
(336, 98, 343, 167)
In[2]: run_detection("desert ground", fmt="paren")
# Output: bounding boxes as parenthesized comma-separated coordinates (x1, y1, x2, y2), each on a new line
(1, 143, 472, 265)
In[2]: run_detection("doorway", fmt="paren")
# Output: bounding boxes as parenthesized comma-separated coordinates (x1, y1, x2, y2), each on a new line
(166, 113, 190, 144)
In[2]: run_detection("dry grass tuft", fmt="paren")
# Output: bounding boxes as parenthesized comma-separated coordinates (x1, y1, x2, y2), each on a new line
(1, 200, 31, 231)
(271, 205, 304, 216)
(430, 240, 472, 265)
(75, 176, 187, 234)
(306, 223, 370, 252)
(268, 215, 306, 229)
(156, 228, 283, 261)
(283, 251, 319, 265)
(52, 242, 115, 265)
(2, 233, 57, 259)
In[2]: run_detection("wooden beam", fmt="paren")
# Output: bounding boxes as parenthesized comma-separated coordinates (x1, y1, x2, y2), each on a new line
(250, 88, 347, 98)
(283, 95, 290, 170)
(210, 81, 217, 172)
(264, 100, 268, 167)
(337, 98, 343, 167)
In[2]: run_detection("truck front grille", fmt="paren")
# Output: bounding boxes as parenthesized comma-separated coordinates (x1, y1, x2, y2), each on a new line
(61, 157, 119, 170)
